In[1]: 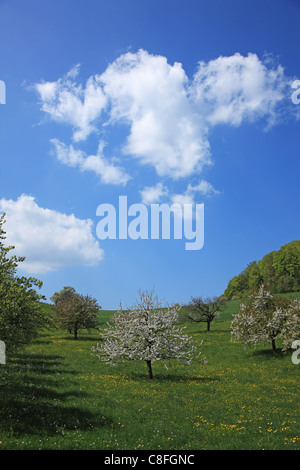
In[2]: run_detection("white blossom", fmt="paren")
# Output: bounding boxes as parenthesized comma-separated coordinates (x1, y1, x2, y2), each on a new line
(231, 285, 300, 352)
(92, 289, 204, 378)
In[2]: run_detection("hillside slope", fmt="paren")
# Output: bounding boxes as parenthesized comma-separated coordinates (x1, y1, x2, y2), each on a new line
(224, 240, 300, 299)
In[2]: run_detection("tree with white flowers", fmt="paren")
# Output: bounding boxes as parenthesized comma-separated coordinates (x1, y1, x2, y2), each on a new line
(93, 289, 204, 379)
(280, 298, 300, 352)
(231, 285, 300, 352)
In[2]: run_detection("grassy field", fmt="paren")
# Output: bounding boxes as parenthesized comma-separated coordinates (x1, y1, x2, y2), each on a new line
(0, 297, 299, 450)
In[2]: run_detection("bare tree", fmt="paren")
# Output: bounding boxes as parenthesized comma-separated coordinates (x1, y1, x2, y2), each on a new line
(186, 296, 227, 331)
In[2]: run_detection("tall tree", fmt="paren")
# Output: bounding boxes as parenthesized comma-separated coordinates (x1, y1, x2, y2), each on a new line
(0, 213, 51, 354)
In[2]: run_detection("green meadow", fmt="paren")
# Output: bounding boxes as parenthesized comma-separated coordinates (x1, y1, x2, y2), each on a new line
(0, 298, 299, 450)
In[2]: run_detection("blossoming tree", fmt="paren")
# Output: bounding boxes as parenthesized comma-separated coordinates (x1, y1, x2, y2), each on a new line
(93, 289, 204, 379)
(231, 285, 300, 352)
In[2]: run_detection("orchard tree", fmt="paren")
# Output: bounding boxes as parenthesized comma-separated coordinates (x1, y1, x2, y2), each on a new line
(231, 285, 300, 352)
(54, 292, 101, 339)
(186, 296, 227, 331)
(93, 289, 205, 379)
(50, 286, 76, 305)
(0, 213, 52, 354)
(277, 297, 300, 352)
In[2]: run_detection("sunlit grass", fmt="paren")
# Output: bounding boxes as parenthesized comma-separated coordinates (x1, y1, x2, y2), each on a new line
(0, 300, 299, 450)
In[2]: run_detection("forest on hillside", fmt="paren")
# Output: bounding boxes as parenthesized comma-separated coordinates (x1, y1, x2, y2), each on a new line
(224, 240, 300, 299)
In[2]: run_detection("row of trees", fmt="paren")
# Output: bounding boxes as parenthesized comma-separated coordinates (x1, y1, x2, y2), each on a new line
(52, 290, 223, 378)
(0, 211, 204, 380)
(184, 286, 300, 354)
(52, 289, 227, 339)
(93, 287, 300, 378)
(1, 211, 299, 381)
(224, 240, 300, 299)
(184, 288, 300, 354)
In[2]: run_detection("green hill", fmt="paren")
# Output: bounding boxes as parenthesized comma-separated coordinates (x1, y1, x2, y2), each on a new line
(224, 240, 300, 299)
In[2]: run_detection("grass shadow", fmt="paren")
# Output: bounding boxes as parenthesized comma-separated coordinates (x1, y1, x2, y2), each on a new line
(0, 352, 113, 437)
(126, 372, 220, 383)
(60, 334, 99, 342)
(0, 397, 112, 437)
(11, 353, 78, 376)
(250, 348, 287, 360)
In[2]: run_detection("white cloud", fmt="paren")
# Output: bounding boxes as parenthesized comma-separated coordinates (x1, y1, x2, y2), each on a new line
(140, 182, 168, 205)
(191, 52, 289, 127)
(170, 180, 219, 213)
(171, 192, 195, 207)
(0, 195, 104, 273)
(139, 179, 218, 207)
(35, 65, 107, 142)
(100, 49, 211, 179)
(51, 138, 130, 186)
(34, 50, 292, 187)
(187, 180, 220, 196)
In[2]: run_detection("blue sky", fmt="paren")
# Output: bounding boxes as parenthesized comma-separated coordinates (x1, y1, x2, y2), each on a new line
(0, 0, 299, 309)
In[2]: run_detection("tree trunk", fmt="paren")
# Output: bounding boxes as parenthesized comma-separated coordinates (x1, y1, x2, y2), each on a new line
(207, 321, 210, 332)
(74, 325, 78, 340)
(271, 338, 276, 352)
(146, 360, 153, 379)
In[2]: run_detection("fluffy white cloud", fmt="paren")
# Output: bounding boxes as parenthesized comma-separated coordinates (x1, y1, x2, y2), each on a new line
(0, 195, 103, 273)
(101, 50, 211, 179)
(35, 65, 107, 142)
(191, 52, 288, 127)
(51, 138, 130, 186)
(35, 50, 291, 185)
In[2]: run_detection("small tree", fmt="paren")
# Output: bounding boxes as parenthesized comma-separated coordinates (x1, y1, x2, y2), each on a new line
(231, 285, 300, 352)
(55, 292, 101, 339)
(186, 296, 227, 331)
(93, 289, 205, 379)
